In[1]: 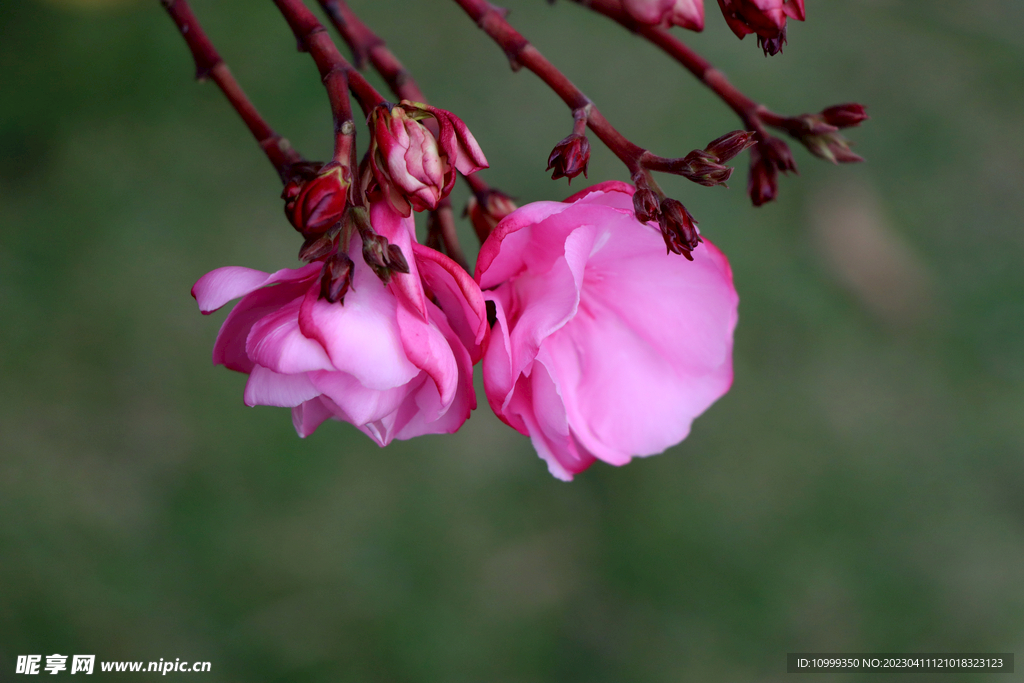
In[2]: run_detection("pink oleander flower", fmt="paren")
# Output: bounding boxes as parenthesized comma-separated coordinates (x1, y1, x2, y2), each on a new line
(717, 0, 805, 55)
(621, 0, 705, 31)
(192, 201, 488, 445)
(370, 101, 488, 216)
(476, 181, 738, 480)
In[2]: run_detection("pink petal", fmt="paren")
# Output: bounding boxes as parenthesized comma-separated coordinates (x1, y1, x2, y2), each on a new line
(245, 296, 334, 375)
(309, 370, 416, 429)
(243, 365, 320, 408)
(396, 302, 459, 408)
(298, 258, 420, 391)
(413, 243, 488, 361)
(291, 396, 335, 438)
(192, 263, 322, 314)
(212, 277, 315, 373)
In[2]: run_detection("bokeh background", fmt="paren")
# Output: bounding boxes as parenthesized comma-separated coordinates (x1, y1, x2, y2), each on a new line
(2, 0, 1023, 680)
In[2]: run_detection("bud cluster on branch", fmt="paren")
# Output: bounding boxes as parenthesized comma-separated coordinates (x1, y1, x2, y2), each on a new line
(162, 0, 867, 479)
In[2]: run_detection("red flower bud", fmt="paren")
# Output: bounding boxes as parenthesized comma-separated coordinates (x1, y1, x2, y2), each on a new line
(705, 130, 757, 163)
(547, 133, 591, 181)
(369, 102, 488, 216)
(747, 145, 778, 207)
(821, 103, 869, 129)
(716, 0, 805, 55)
(658, 198, 700, 259)
(633, 187, 661, 223)
(465, 190, 518, 241)
(320, 252, 354, 304)
(282, 162, 350, 237)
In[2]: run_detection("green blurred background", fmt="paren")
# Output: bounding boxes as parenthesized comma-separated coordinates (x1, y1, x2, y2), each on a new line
(2, 0, 1023, 680)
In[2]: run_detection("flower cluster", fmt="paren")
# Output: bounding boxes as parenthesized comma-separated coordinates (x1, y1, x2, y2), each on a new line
(167, 0, 864, 479)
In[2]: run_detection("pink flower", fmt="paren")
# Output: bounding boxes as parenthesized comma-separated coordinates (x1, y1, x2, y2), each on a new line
(621, 0, 705, 31)
(476, 181, 738, 480)
(192, 201, 488, 445)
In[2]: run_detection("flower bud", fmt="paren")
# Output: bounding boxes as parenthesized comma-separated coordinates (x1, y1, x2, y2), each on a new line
(369, 102, 488, 216)
(547, 133, 591, 181)
(800, 132, 864, 164)
(319, 252, 354, 304)
(385, 243, 410, 274)
(716, 0, 805, 55)
(282, 162, 350, 237)
(705, 130, 757, 162)
(657, 198, 700, 259)
(621, 0, 705, 30)
(821, 103, 869, 129)
(361, 231, 392, 283)
(465, 190, 518, 241)
(298, 234, 335, 263)
(680, 149, 734, 187)
(747, 146, 778, 207)
(633, 187, 661, 223)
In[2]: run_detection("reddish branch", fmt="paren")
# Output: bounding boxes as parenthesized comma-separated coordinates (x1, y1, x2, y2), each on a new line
(316, 0, 477, 264)
(272, 0, 393, 168)
(161, 0, 301, 182)
(563, 0, 787, 137)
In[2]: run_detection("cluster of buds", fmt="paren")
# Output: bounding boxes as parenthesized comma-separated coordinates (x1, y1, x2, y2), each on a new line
(675, 130, 757, 186)
(781, 103, 869, 164)
(368, 101, 488, 216)
(717, 0, 806, 55)
(658, 198, 701, 259)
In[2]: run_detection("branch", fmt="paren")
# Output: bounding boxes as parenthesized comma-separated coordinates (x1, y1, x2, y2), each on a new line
(161, 0, 301, 182)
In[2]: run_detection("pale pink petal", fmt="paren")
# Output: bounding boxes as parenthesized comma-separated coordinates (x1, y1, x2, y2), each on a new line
(192, 263, 322, 313)
(396, 302, 459, 407)
(413, 243, 488, 361)
(481, 290, 530, 436)
(392, 303, 477, 440)
(308, 370, 416, 429)
(212, 278, 313, 373)
(299, 260, 420, 391)
(245, 296, 334, 375)
(243, 365, 320, 408)
(669, 0, 704, 29)
(291, 396, 335, 438)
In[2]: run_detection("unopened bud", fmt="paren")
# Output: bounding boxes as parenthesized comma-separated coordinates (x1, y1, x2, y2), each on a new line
(705, 130, 757, 163)
(821, 103, 869, 129)
(465, 190, 518, 241)
(633, 187, 661, 223)
(546, 133, 591, 181)
(369, 101, 488, 216)
(747, 145, 778, 207)
(320, 252, 354, 304)
(385, 243, 410, 274)
(658, 198, 699, 259)
(361, 231, 391, 283)
(298, 234, 335, 262)
(283, 162, 350, 237)
(799, 131, 864, 164)
(680, 149, 734, 187)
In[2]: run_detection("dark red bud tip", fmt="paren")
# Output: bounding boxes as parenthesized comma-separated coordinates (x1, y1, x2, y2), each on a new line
(320, 253, 354, 304)
(758, 30, 786, 56)
(705, 130, 758, 163)
(298, 235, 335, 263)
(632, 187, 661, 223)
(821, 103, 869, 129)
(658, 198, 700, 257)
(385, 244, 410, 274)
(748, 146, 779, 207)
(546, 133, 591, 181)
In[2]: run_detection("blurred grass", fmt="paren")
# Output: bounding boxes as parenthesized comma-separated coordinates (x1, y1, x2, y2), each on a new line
(2, 0, 1024, 681)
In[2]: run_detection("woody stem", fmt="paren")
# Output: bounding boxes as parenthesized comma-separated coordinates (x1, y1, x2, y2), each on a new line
(161, 0, 301, 182)
(563, 0, 788, 136)
(450, 0, 648, 174)
(272, 0, 389, 165)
